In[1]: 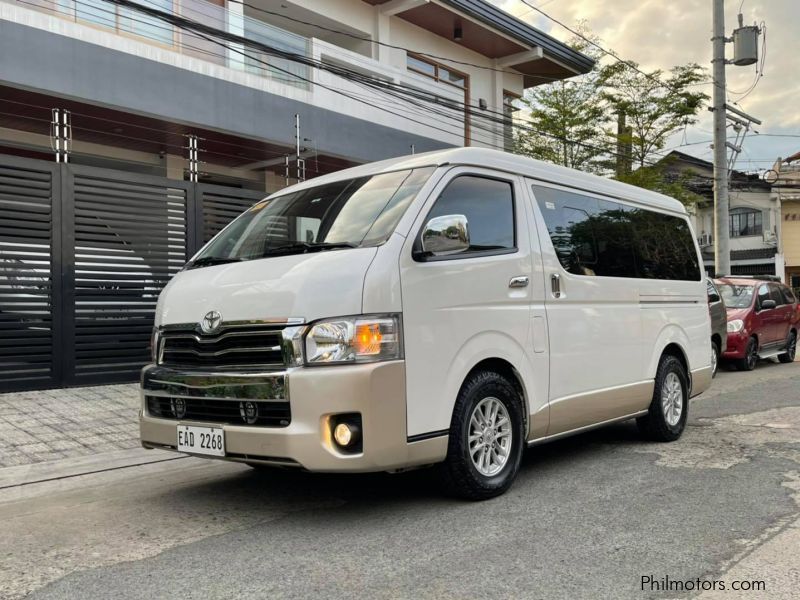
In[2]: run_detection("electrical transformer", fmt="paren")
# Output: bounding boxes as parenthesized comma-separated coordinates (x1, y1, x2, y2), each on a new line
(732, 25, 759, 66)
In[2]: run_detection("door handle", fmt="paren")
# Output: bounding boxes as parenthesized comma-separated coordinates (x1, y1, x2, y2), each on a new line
(509, 276, 529, 288)
(551, 273, 562, 298)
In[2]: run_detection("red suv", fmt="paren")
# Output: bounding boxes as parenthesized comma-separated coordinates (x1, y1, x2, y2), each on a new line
(715, 277, 799, 370)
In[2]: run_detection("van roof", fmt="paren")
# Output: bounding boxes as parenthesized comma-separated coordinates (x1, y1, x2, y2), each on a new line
(276, 147, 687, 214)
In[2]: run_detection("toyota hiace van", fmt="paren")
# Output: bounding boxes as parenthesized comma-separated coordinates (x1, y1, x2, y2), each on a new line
(140, 148, 712, 499)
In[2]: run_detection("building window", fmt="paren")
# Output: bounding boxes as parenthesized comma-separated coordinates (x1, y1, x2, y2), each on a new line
(729, 208, 763, 237)
(407, 54, 470, 145)
(502, 91, 521, 152)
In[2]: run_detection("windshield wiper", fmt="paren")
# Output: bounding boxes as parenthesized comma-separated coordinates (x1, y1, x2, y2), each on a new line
(260, 241, 359, 256)
(187, 256, 245, 269)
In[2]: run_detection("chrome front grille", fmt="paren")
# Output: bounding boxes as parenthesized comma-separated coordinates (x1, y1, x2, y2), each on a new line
(158, 322, 287, 370)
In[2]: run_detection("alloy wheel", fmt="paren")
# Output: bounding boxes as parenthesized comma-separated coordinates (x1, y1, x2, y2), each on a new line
(660, 372, 683, 427)
(468, 397, 513, 476)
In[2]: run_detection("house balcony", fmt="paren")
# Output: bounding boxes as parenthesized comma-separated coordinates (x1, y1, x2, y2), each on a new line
(1, 0, 472, 149)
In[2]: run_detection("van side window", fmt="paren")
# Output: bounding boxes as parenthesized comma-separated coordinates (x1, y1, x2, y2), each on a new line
(427, 176, 515, 254)
(533, 185, 700, 281)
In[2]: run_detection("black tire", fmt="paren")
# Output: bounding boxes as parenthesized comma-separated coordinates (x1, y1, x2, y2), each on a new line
(711, 340, 720, 378)
(736, 337, 758, 371)
(779, 331, 797, 364)
(637, 354, 689, 442)
(438, 370, 525, 501)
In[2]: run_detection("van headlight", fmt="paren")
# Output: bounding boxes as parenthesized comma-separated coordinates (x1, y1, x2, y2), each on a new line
(727, 319, 744, 333)
(304, 314, 402, 365)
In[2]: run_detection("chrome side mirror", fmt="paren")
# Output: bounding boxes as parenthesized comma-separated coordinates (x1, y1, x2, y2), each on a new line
(419, 214, 470, 257)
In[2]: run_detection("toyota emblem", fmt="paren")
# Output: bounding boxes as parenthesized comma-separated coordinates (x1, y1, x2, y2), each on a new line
(201, 310, 222, 334)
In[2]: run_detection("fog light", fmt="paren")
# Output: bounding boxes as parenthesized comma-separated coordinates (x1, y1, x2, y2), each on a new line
(334, 423, 354, 447)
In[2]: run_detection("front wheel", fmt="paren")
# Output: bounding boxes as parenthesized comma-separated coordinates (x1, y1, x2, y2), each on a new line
(779, 331, 797, 364)
(736, 337, 758, 371)
(439, 370, 525, 500)
(637, 354, 688, 442)
(711, 340, 720, 378)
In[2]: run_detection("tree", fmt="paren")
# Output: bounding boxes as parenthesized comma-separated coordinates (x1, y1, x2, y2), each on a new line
(615, 163, 705, 207)
(514, 25, 608, 173)
(599, 62, 709, 169)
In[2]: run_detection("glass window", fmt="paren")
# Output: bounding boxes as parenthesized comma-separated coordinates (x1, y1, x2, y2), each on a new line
(781, 285, 797, 305)
(193, 168, 434, 266)
(119, 0, 174, 45)
(407, 55, 436, 77)
(757, 283, 770, 308)
(707, 279, 721, 302)
(426, 176, 515, 254)
(439, 67, 466, 87)
(769, 283, 786, 305)
(503, 91, 521, 153)
(76, 0, 118, 30)
(729, 208, 763, 237)
(533, 185, 700, 281)
(719, 283, 755, 308)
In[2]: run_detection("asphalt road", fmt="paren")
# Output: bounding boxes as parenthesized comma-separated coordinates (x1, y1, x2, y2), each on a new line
(2, 360, 799, 600)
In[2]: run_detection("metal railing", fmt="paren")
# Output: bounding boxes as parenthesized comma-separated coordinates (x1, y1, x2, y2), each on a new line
(11, 0, 310, 88)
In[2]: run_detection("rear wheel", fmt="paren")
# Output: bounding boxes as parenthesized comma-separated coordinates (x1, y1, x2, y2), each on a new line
(736, 337, 758, 371)
(439, 370, 525, 500)
(711, 340, 720, 378)
(637, 354, 688, 442)
(779, 331, 797, 364)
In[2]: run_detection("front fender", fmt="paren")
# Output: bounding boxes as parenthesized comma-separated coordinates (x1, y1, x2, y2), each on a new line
(441, 331, 541, 438)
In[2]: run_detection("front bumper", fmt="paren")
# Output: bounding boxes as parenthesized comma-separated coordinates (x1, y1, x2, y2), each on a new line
(139, 362, 447, 472)
(722, 331, 749, 359)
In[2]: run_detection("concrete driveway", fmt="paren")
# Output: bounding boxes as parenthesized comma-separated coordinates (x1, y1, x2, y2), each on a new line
(1, 361, 799, 599)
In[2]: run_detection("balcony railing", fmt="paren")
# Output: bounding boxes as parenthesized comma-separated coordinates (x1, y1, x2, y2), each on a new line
(11, 0, 310, 88)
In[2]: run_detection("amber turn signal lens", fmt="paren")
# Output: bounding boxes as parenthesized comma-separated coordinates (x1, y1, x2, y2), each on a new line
(354, 323, 383, 355)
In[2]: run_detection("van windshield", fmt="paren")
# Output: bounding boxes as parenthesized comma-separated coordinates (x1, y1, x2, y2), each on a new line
(189, 167, 434, 268)
(718, 283, 755, 308)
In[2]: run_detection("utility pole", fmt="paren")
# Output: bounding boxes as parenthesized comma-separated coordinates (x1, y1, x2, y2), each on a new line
(711, 1, 762, 276)
(712, 0, 730, 276)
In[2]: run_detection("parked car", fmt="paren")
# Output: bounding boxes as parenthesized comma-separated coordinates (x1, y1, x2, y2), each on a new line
(715, 276, 799, 371)
(140, 148, 712, 500)
(707, 278, 727, 377)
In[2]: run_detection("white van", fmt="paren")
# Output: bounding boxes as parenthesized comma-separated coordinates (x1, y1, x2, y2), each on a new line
(140, 148, 711, 499)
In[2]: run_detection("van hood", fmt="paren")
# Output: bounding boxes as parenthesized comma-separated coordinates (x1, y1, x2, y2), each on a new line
(156, 248, 377, 326)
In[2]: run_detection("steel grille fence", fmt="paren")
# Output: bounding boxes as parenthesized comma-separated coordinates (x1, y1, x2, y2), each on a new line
(70, 167, 191, 384)
(0, 154, 268, 391)
(0, 159, 58, 391)
(199, 184, 266, 243)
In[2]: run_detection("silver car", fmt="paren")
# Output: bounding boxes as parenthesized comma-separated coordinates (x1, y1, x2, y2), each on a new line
(707, 278, 727, 377)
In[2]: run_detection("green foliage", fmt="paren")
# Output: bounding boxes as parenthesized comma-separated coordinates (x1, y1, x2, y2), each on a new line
(598, 61, 709, 168)
(615, 164, 704, 207)
(514, 25, 609, 173)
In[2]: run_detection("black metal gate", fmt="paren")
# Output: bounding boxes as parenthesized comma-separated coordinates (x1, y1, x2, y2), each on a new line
(0, 154, 265, 392)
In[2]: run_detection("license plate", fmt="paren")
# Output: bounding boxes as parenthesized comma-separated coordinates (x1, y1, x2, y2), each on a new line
(177, 425, 225, 457)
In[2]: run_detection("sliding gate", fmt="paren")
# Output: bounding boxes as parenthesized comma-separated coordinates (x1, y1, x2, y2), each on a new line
(0, 154, 265, 392)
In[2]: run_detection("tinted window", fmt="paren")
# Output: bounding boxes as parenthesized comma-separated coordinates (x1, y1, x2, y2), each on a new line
(426, 176, 515, 254)
(707, 279, 721, 302)
(769, 283, 786, 305)
(533, 185, 700, 281)
(781, 285, 797, 304)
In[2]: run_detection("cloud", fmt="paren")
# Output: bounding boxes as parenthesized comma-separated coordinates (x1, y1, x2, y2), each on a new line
(490, 0, 800, 167)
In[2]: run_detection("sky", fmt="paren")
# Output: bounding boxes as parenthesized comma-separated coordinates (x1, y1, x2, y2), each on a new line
(489, 0, 800, 172)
